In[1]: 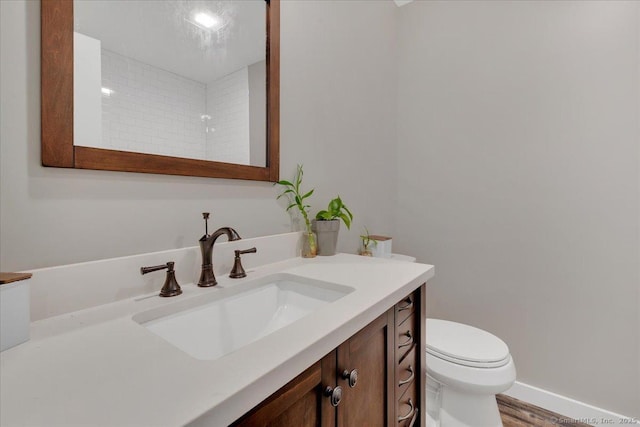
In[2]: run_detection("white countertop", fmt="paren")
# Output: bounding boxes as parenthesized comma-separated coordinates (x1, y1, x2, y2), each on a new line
(0, 253, 433, 427)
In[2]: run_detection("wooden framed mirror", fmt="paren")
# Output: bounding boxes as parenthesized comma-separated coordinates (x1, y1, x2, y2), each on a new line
(41, 0, 279, 181)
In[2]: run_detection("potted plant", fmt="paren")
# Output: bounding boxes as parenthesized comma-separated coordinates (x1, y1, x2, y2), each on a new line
(359, 227, 377, 256)
(312, 196, 353, 256)
(276, 165, 317, 258)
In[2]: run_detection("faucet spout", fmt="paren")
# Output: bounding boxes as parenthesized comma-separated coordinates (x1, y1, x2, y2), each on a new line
(198, 226, 241, 287)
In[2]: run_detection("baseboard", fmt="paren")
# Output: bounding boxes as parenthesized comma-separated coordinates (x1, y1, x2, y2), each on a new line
(504, 381, 639, 425)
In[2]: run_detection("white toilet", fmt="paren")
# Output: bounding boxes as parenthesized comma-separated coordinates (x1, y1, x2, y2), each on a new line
(425, 319, 516, 427)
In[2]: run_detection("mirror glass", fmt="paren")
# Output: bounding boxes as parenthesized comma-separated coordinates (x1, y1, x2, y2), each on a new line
(73, 0, 266, 167)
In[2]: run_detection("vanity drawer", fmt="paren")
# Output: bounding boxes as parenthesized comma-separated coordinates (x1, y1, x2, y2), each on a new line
(396, 312, 416, 361)
(395, 293, 416, 326)
(397, 344, 416, 398)
(394, 286, 424, 427)
(397, 379, 419, 427)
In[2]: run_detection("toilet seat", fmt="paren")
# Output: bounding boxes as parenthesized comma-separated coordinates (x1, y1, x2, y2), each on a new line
(426, 319, 510, 368)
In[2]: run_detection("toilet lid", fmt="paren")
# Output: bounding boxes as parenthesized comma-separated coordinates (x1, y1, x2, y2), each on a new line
(426, 319, 510, 368)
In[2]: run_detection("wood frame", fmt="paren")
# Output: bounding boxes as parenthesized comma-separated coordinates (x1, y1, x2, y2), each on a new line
(41, 0, 279, 182)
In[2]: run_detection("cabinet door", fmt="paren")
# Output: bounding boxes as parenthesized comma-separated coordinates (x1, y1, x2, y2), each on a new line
(336, 310, 395, 427)
(231, 353, 336, 427)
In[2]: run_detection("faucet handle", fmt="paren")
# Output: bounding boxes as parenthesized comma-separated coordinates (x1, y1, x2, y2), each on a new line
(140, 262, 182, 297)
(237, 248, 257, 256)
(229, 247, 257, 279)
(140, 261, 173, 275)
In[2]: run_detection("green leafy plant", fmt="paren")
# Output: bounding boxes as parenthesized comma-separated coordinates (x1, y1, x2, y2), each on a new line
(315, 196, 353, 229)
(276, 164, 314, 234)
(360, 227, 377, 253)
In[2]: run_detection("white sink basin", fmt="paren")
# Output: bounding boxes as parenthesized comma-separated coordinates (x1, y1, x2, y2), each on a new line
(133, 274, 353, 361)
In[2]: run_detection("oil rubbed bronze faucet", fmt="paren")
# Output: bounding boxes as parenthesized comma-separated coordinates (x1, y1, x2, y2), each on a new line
(198, 212, 241, 287)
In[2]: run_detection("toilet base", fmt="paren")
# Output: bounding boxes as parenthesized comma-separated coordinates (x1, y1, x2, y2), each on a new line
(427, 375, 504, 427)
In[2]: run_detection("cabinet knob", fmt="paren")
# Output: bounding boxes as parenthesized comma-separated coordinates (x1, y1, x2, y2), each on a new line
(324, 385, 343, 407)
(341, 369, 358, 388)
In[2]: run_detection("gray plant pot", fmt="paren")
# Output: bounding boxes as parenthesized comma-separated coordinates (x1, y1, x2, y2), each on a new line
(311, 219, 340, 256)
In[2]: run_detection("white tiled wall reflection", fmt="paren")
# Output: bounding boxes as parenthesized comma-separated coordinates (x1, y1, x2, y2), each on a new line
(101, 49, 207, 159)
(205, 67, 251, 165)
(91, 47, 257, 164)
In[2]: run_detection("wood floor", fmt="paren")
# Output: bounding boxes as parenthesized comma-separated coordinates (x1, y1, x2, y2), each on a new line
(498, 394, 592, 427)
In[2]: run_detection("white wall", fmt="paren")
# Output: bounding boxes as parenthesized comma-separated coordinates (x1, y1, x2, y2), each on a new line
(0, 0, 397, 271)
(396, 0, 640, 417)
(281, 0, 398, 246)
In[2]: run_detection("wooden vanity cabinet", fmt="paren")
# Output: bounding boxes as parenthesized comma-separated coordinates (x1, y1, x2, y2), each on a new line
(231, 285, 425, 427)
